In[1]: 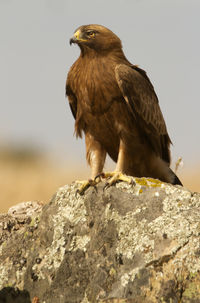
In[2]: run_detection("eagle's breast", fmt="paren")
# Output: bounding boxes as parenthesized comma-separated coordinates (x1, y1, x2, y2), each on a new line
(71, 56, 121, 115)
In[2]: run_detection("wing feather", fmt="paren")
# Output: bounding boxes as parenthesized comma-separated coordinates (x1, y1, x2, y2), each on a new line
(66, 83, 77, 119)
(115, 64, 171, 164)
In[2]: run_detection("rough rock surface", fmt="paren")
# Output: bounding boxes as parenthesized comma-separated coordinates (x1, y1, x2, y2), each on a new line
(0, 178, 200, 303)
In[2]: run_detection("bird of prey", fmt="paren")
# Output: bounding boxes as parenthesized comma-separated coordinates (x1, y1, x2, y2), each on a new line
(66, 24, 182, 192)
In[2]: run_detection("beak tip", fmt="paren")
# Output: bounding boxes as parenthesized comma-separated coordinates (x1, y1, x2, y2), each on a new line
(69, 38, 73, 45)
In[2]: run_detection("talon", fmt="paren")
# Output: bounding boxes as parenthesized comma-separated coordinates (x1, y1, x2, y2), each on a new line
(76, 188, 85, 196)
(130, 179, 136, 186)
(75, 178, 100, 195)
(93, 184, 98, 193)
(75, 172, 135, 195)
(75, 189, 80, 197)
(94, 173, 105, 182)
(103, 182, 109, 191)
(101, 171, 134, 188)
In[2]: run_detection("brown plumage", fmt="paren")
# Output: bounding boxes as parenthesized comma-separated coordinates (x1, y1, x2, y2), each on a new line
(66, 24, 182, 186)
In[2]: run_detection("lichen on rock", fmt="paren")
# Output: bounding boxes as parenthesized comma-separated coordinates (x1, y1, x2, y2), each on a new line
(0, 179, 200, 303)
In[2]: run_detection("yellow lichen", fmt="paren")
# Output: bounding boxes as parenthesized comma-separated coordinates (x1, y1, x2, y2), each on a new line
(29, 216, 40, 227)
(135, 177, 163, 188)
(135, 177, 148, 186)
(109, 267, 116, 277)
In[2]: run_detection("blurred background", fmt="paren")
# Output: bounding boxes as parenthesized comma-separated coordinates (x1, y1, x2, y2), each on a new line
(0, 0, 199, 213)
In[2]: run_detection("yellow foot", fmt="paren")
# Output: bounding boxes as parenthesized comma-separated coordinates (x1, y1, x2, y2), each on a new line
(76, 179, 98, 195)
(98, 172, 135, 190)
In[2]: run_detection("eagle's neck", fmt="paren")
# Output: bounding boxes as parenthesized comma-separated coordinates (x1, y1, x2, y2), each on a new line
(79, 45, 127, 62)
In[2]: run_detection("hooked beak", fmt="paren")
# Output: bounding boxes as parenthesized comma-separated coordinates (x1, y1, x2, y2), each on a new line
(69, 29, 87, 45)
(69, 37, 76, 45)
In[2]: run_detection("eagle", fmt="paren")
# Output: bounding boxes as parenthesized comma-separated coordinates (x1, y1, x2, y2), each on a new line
(66, 24, 182, 192)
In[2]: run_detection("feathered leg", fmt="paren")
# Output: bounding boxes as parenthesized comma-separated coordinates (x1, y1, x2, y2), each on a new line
(101, 140, 134, 187)
(77, 133, 106, 194)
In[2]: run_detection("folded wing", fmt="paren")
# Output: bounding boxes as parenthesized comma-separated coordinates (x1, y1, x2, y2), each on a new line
(115, 64, 171, 164)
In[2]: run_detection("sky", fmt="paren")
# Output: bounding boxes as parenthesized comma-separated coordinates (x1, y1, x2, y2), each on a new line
(0, 0, 200, 171)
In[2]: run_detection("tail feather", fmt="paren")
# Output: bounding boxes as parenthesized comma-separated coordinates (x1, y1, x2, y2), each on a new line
(169, 168, 183, 186)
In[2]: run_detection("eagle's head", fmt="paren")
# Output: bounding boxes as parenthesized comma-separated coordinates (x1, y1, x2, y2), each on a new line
(69, 24, 122, 52)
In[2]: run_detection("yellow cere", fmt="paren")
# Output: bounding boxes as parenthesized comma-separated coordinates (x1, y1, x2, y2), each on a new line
(74, 30, 87, 42)
(74, 30, 80, 39)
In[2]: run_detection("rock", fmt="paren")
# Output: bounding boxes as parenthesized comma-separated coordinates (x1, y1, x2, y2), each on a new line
(0, 201, 43, 247)
(0, 178, 200, 303)
(7, 201, 43, 220)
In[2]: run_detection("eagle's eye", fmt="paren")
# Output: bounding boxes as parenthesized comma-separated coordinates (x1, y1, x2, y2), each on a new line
(86, 31, 95, 38)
